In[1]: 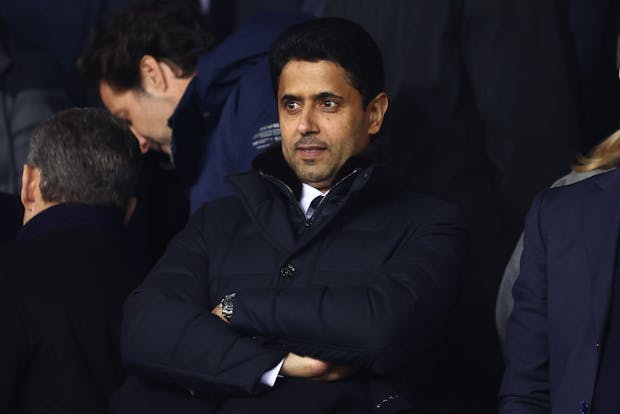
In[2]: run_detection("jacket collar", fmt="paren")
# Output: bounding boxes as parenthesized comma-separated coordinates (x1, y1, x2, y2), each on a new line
(17, 203, 124, 243)
(250, 141, 383, 200)
(227, 142, 383, 253)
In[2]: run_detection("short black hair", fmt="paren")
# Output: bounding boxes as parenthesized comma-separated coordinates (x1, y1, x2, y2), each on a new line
(28, 108, 141, 209)
(269, 17, 384, 106)
(78, 0, 218, 91)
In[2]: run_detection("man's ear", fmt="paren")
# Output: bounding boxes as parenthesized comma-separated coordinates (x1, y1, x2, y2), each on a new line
(139, 55, 168, 95)
(366, 92, 389, 136)
(21, 165, 40, 224)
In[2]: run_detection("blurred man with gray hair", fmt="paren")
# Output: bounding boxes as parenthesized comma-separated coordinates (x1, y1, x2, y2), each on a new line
(0, 107, 145, 414)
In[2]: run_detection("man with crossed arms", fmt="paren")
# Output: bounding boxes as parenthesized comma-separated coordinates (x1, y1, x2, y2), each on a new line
(118, 17, 466, 414)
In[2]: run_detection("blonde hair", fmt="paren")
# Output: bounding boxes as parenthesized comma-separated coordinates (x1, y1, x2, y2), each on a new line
(574, 128, 620, 172)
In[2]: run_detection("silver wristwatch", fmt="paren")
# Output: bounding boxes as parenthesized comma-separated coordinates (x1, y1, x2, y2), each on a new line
(219, 293, 237, 321)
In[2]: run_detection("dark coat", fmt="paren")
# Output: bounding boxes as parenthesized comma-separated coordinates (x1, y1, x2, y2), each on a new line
(0, 204, 145, 414)
(0, 191, 22, 244)
(119, 144, 468, 413)
(500, 168, 620, 414)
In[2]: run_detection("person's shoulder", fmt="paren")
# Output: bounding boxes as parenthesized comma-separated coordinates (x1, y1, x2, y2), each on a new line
(0, 239, 43, 301)
(365, 178, 462, 224)
(394, 189, 458, 213)
(403, 190, 462, 223)
(188, 194, 248, 225)
(542, 168, 619, 203)
(550, 168, 611, 188)
(194, 194, 244, 212)
(398, 187, 454, 205)
(523, 169, 620, 229)
(366, 169, 458, 210)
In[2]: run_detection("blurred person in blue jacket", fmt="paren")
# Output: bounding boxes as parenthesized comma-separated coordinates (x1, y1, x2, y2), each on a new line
(79, 0, 308, 211)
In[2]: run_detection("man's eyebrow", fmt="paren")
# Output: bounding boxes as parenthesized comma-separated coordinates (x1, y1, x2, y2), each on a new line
(316, 91, 343, 101)
(280, 94, 300, 104)
(280, 92, 344, 104)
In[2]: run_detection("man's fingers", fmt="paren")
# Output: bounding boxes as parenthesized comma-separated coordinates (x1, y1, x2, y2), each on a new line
(314, 365, 357, 382)
(210, 305, 228, 323)
(306, 356, 331, 377)
(281, 353, 331, 378)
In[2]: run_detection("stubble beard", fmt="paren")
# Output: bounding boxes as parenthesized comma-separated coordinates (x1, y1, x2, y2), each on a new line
(283, 135, 331, 187)
(294, 154, 348, 190)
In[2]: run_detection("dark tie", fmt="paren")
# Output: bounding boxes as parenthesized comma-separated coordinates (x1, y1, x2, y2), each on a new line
(306, 195, 324, 219)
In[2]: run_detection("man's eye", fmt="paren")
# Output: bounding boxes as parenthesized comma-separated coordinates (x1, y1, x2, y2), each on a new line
(285, 101, 300, 111)
(321, 100, 337, 110)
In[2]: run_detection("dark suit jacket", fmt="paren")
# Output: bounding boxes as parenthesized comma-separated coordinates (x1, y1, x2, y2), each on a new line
(0, 204, 145, 414)
(500, 168, 620, 414)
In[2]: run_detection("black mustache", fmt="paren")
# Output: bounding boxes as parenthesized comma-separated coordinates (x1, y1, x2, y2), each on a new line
(295, 135, 327, 147)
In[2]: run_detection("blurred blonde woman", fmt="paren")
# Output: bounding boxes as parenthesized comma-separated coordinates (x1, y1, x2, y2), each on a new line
(496, 127, 620, 341)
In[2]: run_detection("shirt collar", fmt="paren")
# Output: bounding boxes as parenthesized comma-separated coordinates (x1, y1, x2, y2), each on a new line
(299, 183, 328, 216)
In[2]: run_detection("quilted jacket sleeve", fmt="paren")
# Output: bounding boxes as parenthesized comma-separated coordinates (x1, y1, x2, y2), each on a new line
(121, 208, 287, 398)
(230, 202, 467, 374)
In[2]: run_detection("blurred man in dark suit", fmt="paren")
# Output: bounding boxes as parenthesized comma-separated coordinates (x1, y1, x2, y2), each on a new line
(0, 107, 145, 414)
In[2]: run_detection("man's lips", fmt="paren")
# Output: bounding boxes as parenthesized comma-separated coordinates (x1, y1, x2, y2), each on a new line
(296, 146, 327, 158)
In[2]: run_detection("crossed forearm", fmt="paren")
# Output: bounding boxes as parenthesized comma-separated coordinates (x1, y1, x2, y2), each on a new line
(211, 303, 355, 381)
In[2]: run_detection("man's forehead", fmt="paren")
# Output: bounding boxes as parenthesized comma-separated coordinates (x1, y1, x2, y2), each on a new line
(277, 60, 355, 96)
(99, 81, 132, 116)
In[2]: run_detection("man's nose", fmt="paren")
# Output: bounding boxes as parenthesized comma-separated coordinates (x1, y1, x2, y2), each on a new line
(130, 127, 150, 154)
(297, 106, 319, 136)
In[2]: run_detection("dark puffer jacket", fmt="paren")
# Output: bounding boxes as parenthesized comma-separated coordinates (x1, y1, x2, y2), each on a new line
(120, 144, 467, 413)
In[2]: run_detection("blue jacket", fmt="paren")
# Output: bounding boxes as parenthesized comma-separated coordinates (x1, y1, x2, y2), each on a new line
(500, 168, 620, 414)
(170, 13, 310, 212)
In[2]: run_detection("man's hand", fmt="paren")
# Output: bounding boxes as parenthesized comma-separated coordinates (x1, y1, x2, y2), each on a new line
(281, 353, 331, 377)
(313, 364, 357, 382)
(209, 306, 356, 382)
(280, 353, 355, 382)
(211, 304, 228, 323)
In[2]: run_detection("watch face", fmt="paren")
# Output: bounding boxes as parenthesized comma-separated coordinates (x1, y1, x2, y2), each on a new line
(221, 293, 236, 320)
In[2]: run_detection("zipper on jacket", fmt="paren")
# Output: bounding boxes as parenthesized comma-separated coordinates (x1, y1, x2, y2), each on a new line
(258, 172, 306, 221)
(305, 169, 360, 229)
(258, 168, 361, 231)
(259, 168, 362, 230)
(304, 196, 325, 228)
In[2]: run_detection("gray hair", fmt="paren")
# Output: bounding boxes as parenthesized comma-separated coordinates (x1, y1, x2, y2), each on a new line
(27, 107, 141, 209)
